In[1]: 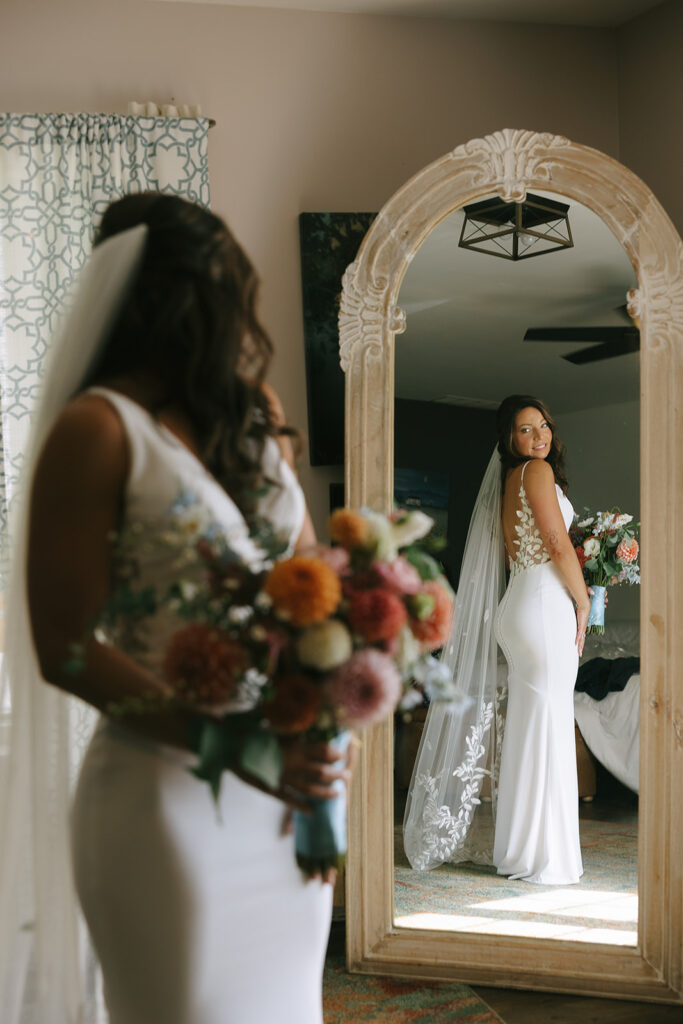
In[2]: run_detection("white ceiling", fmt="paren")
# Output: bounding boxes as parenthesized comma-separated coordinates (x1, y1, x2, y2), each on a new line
(155, 0, 663, 28)
(395, 192, 638, 413)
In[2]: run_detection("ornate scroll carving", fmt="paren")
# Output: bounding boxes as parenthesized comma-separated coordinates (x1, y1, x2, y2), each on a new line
(456, 128, 571, 202)
(338, 261, 393, 372)
(631, 247, 683, 345)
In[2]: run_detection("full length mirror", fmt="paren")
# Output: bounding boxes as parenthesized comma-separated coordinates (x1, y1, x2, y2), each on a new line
(340, 129, 682, 1004)
(392, 193, 640, 946)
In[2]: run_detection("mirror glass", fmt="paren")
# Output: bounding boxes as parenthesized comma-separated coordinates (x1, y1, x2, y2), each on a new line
(393, 192, 640, 946)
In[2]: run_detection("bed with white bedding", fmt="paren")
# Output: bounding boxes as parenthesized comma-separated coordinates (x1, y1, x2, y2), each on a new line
(573, 622, 640, 793)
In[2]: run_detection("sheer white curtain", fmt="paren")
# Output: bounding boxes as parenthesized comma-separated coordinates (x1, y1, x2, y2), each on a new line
(0, 113, 209, 1024)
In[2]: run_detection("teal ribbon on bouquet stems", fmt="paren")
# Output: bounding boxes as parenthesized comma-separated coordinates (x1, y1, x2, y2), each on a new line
(587, 585, 607, 635)
(294, 730, 350, 877)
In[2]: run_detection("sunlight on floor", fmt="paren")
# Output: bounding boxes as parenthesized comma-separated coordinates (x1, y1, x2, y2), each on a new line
(394, 910, 637, 944)
(471, 888, 638, 923)
(395, 888, 638, 945)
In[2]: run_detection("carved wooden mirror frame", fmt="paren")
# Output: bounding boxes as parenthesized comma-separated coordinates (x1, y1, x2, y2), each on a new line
(339, 129, 682, 1004)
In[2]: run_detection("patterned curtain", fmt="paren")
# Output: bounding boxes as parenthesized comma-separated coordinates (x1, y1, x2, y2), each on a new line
(0, 113, 209, 1024)
(0, 113, 210, 579)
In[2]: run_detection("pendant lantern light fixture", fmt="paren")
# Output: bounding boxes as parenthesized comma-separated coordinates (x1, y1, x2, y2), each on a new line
(459, 192, 573, 261)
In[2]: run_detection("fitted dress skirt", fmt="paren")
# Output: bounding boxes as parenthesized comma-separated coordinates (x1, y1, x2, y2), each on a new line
(71, 720, 332, 1024)
(493, 561, 583, 884)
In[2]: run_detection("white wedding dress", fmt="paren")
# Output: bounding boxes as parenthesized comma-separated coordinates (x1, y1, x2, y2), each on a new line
(493, 461, 583, 885)
(70, 389, 332, 1024)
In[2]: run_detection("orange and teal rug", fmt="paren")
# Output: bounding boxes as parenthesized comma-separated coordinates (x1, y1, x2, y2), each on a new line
(323, 957, 503, 1023)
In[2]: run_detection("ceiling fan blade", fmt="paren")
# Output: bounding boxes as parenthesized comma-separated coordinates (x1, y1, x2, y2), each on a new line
(563, 334, 640, 364)
(524, 326, 638, 342)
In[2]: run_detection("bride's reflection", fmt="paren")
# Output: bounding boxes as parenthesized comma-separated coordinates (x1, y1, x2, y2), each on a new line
(392, 195, 640, 945)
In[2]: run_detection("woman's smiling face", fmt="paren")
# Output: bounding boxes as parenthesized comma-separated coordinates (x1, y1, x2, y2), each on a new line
(511, 406, 552, 460)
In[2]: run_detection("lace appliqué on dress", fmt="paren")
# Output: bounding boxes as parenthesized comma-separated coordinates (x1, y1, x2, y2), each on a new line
(409, 701, 494, 870)
(510, 479, 550, 576)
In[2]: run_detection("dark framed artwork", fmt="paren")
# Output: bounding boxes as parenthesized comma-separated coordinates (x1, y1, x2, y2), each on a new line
(393, 467, 450, 537)
(299, 212, 376, 466)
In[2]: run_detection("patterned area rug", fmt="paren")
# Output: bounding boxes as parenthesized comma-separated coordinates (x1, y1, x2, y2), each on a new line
(394, 818, 638, 944)
(323, 957, 503, 1023)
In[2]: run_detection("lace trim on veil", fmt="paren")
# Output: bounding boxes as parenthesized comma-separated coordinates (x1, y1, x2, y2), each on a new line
(403, 448, 506, 871)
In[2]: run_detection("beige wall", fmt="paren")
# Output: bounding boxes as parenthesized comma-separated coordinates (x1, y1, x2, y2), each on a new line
(561, 400, 640, 623)
(0, 0, 662, 534)
(618, 0, 683, 238)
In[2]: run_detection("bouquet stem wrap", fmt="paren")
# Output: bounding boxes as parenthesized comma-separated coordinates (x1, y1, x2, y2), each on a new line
(294, 730, 350, 876)
(587, 585, 607, 635)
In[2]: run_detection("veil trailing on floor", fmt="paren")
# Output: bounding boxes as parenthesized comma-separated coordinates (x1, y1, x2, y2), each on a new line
(0, 225, 148, 1024)
(403, 447, 507, 871)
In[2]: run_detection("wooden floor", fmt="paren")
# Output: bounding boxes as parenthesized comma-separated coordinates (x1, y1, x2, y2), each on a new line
(472, 985, 683, 1023)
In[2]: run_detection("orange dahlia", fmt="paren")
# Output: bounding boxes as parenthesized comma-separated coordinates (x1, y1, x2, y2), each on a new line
(616, 537, 639, 563)
(409, 581, 454, 651)
(347, 587, 407, 643)
(328, 508, 369, 549)
(262, 673, 322, 734)
(163, 624, 248, 706)
(264, 555, 341, 626)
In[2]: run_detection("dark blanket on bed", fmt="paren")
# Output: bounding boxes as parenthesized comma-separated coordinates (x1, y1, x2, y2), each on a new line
(575, 656, 641, 701)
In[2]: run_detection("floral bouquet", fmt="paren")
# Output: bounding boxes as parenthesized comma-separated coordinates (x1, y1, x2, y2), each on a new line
(79, 497, 456, 877)
(569, 510, 640, 634)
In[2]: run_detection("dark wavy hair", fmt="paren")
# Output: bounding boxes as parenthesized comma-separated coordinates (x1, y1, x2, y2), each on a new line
(84, 192, 280, 515)
(496, 394, 569, 494)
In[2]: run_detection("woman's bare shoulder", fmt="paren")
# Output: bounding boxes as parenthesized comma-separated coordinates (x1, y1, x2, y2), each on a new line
(524, 458, 554, 484)
(35, 393, 129, 483)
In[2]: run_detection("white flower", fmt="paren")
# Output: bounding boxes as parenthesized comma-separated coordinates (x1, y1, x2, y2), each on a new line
(417, 657, 457, 701)
(395, 626, 422, 673)
(296, 619, 353, 671)
(227, 606, 252, 624)
(391, 510, 434, 549)
(576, 517, 594, 528)
(583, 537, 601, 557)
(361, 510, 397, 560)
(613, 513, 633, 527)
(399, 687, 425, 712)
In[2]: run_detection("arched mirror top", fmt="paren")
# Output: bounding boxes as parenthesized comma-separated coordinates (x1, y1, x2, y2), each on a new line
(340, 128, 683, 387)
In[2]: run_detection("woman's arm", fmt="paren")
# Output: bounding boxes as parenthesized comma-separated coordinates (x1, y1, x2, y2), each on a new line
(261, 382, 316, 551)
(28, 393, 346, 801)
(27, 395, 176, 715)
(523, 459, 591, 654)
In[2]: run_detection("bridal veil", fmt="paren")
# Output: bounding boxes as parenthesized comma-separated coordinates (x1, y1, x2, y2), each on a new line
(403, 447, 507, 870)
(0, 225, 147, 1024)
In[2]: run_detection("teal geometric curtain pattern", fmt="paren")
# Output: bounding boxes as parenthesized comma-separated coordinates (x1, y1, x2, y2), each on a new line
(0, 113, 210, 579)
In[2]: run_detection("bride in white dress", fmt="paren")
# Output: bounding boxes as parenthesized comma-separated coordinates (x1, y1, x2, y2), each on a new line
(403, 394, 589, 886)
(493, 394, 590, 885)
(23, 194, 343, 1024)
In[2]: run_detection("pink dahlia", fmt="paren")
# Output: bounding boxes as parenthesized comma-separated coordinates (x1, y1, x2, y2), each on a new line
(309, 543, 351, 576)
(327, 649, 402, 728)
(372, 556, 422, 596)
(347, 587, 408, 643)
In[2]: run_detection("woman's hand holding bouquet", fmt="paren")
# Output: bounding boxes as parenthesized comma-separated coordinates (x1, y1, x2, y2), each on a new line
(570, 510, 640, 635)
(76, 500, 456, 876)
